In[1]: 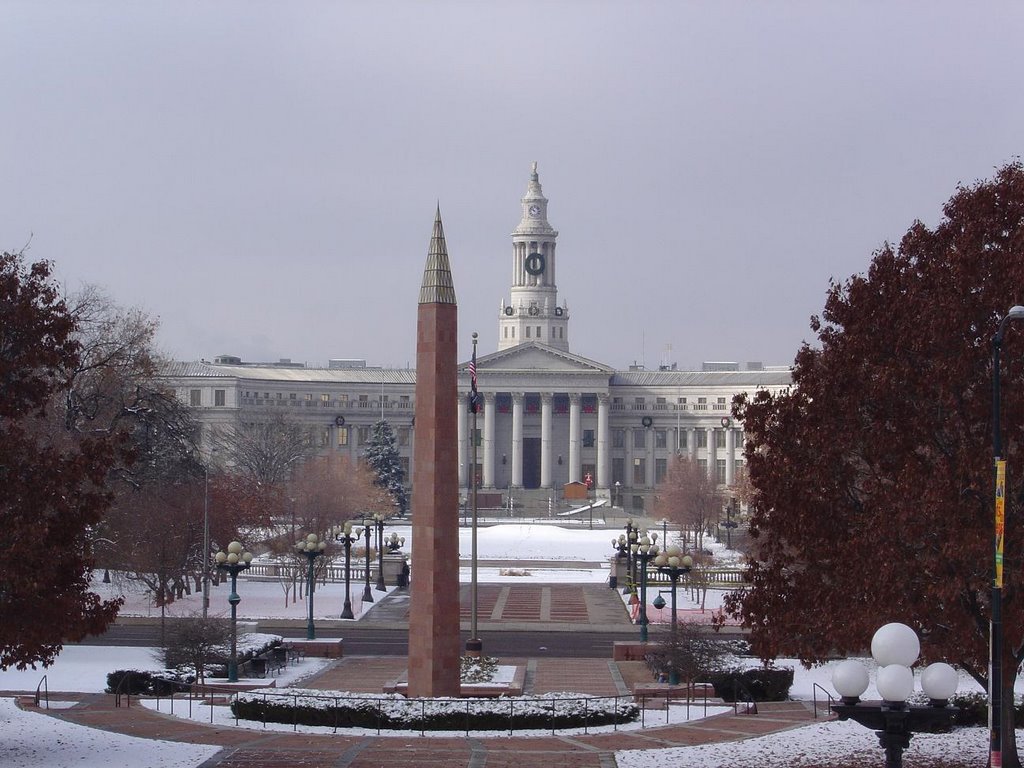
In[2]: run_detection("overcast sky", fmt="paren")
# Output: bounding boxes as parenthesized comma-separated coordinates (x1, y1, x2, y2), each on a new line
(2, 2, 1022, 370)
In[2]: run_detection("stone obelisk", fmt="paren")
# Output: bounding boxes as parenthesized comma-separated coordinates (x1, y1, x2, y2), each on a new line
(407, 206, 461, 697)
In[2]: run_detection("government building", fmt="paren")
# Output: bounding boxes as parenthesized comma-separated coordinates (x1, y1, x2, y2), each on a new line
(160, 164, 791, 513)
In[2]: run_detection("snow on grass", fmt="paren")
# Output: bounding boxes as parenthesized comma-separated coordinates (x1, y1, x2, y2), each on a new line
(0, 697, 219, 768)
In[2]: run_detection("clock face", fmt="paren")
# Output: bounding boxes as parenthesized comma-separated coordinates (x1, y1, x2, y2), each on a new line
(528, 204, 541, 218)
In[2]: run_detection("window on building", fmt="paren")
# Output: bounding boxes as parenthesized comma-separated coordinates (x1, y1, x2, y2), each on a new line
(716, 459, 727, 485)
(613, 429, 626, 448)
(716, 397, 727, 410)
(633, 429, 646, 449)
(655, 458, 667, 484)
(398, 427, 410, 447)
(337, 427, 349, 447)
(503, 327, 508, 338)
(655, 429, 667, 449)
(400, 395, 410, 404)
(695, 397, 707, 411)
(633, 457, 645, 485)
(612, 457, 625, 485)
(582, 429, 595, 448)
(358, 426, 370, 444)
(339, 394, 348, 403)
(321, 394, 330, 405)
(214, 389, 225, 407)
(526, 326, 531, 338)
(677, 430, 688, 450)
(320, 428, 330, 447)
(634, 397, 645, 410)
(535, 326, 541, 338)
(305, 393, 313, 401)
(276, 392, 282, 399)
(632, 495, 644, 511)
(511, 327, 515, 338)
(289, 393, 296, 400)
(715, 430, 726, 449)
(696, 430, 708, 448)
(473, 428, 481, 447)
(189, 389, 201, 407)
(697, 458, 707, 472)
(263, 392, 270, 400)
(399, 457, 410, 478)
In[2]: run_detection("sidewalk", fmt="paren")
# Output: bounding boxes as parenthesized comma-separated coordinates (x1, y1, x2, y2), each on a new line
(34, 662, 820, 768)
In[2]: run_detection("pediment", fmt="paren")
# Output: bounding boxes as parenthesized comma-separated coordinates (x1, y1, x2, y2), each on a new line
(465, 343, 615, 374)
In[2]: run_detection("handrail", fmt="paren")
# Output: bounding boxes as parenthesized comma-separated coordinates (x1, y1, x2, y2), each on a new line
(731, 678, 758, 716)
(34, 675, 48, 709)
(113, 671, 133, 708)
(812, 682, 835, 718)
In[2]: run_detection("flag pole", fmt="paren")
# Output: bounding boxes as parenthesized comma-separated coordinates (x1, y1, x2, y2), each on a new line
(467, 332, 482, 655)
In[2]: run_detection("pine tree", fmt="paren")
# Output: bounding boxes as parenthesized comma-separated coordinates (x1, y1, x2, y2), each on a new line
(363, 419, 408, 516)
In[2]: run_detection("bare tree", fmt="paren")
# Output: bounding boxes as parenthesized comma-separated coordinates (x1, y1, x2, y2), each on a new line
(654, 455, 723, 552)
(216, 413, 314, 487)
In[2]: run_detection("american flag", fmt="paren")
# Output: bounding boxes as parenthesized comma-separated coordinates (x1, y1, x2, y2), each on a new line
(468, 348, 482, 414)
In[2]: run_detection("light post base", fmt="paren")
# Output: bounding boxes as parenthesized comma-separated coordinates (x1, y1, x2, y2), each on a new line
(465, 637, 483, 657)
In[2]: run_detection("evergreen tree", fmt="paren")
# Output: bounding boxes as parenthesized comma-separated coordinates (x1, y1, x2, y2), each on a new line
(363, 419, 408, 516)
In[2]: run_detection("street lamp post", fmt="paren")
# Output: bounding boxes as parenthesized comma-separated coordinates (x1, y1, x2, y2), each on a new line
(295, 533, 326, 640)
(831, 623, 958, 768)
(385, 532, 405, 553)
(990, 304, 1024, 766)
(361, 518, 374, 604)
(723, 496, 738, 550)
(611, 533, 630, 589)
(214, 541, 253, 682)
(373, 513, 387, 591)
(654, 546, 693, 685)
(332, 522, 358, 620)
(632, 531, 659, 643)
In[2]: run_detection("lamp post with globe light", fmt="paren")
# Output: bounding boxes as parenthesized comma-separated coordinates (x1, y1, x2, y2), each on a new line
(654, 546, 693, 678)
(373, 514, 387, 591)
(632, 531, 659, 642)
(360, 518, 374, 604)
(295, 533, 326, 640)
(831, 623, 959, 768)
(331, 522, 358, 620)
(214, 541, 253, 682)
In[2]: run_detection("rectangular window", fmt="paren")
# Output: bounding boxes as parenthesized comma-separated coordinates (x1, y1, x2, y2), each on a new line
(582, 429, 595, 448)
(613, 429, 626, 448)
(655, 458, 668, 484)
(189, 389, 201, 407)
(655, 429, 667, 449)
(695, 397, 707, 411)
(698, 458, 707, 472)
(716, 459, 727, 485)
(696, 430, 708, 448)
(321, 394, 330, 406)
(289, 393, 297, 400)
(276, 392, 283, 399)
(634, 397, 646, 410)
(337, 427, 349, 447)
(358, 426, 370, 444)
(305, 393, 313, 401)
(715, 397, 727, 411)
(715, 430, 726, 449)
(399, 457, 410, 478)
(398, 427, 410, 447)
(214, 389, 225, 407)
(632, 459, 646, 485)
(320, 428, 330, 447)
(632, 495, 644, 511)
(526, 326, 531, 338)
(677, 430, 688, 450)
(633, 429, 646, 450)
(473, 428, 482, 447)
(536, 326, 541, 337)
(511, 327, 516, 338)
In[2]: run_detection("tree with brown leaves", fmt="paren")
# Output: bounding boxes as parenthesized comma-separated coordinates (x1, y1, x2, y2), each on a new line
(725, 161, 1024, 765)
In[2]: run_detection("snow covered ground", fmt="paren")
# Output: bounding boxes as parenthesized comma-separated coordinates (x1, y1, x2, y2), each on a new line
(0, 524, 997, 767)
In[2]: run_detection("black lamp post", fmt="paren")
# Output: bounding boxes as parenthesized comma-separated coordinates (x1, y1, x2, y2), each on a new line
(831, 623, 959, 768)
(723, 496, 738, 549)
(373, 513, 387, 591)
(214, 541, 253, 682)
(385, 532, 405, 553)
(361, 518, 374, 604)
(632, 531, 658, 642)
(331, 522, 358, 620)
(619, 519, 638, 594)
(654, 547, 693, 684)
(990, 304, 1024, 766)
(610, 532, 630, 590)
(295, 533, 326, 640)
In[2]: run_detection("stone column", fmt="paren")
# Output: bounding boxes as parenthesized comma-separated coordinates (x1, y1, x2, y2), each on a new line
(511, 392, 524, 488)
(689, 427, 698, 461)
(540, 393, 553, 488)
(647, 427, 656, 487)
(597, 394, 610, 488)
(458, 394, 468, 489)
(568, 393, 581, 484)
(725, 427, 736, 486)
(707, 427, 717, 482)
(482, 392, 496, 488)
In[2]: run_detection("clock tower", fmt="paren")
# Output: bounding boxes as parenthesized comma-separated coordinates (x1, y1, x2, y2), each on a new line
(498, 162, 570, 352)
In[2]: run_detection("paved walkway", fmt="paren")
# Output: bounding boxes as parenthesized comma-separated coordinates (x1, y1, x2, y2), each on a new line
(22, 656, 823, 768)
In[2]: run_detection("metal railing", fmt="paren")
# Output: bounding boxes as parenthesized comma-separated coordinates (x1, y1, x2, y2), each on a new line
(812, 682, 836, 719)
(34, 675, 49, 709)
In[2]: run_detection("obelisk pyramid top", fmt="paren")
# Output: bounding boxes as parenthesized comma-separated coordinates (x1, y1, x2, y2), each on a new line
(419, 205, 457, 305)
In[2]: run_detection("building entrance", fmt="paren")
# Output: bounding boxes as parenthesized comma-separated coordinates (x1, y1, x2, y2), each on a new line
(523, 437, 541, 488)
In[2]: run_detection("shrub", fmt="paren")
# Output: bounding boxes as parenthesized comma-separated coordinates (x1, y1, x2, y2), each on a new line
(106, 669, 192, 695)
(645, 621, 732, 683)
(231, 689, 639, 731)
(706, 667, 793, 702)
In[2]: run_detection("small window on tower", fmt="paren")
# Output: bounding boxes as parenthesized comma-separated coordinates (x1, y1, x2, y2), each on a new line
(526, 327, 531, 338)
